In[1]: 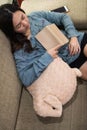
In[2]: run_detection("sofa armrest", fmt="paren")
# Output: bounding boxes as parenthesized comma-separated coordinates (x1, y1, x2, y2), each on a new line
(0, 30, 22, 130)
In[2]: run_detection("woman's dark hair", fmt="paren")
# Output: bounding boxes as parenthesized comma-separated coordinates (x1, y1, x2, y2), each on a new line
(0, 3, 33, 53)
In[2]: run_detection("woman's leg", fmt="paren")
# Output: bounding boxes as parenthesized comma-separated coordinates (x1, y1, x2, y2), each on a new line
(79, 44, 87, 80)
(79, 61, 87, 80)
(69, 33, 87, 80)
(83, 44, 87, 57)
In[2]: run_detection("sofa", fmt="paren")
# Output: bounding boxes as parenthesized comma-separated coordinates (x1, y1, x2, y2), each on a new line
(0, 0, 87, 130)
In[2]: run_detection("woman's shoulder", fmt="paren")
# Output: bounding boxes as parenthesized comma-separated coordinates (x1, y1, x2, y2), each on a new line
(27, 10, 48, 17)
(13, 49, 25, 58)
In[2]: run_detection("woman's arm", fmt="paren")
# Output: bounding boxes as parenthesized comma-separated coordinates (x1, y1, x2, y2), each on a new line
(31, 11, 79, 39)
(14, 51, 53, 87)
(14, 44, 61, 87)
(68, 37, 81, 55)
(35, 11, 81, 55)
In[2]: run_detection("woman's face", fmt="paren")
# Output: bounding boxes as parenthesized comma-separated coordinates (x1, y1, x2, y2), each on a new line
(12, 10, 30, 36)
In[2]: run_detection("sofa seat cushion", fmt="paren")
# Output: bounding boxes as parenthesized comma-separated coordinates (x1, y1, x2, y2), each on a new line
(16, 80, 87, 130)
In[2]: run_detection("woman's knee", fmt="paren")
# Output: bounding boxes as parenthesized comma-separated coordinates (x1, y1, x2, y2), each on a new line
(83, 44, 87, 57)
(79, 61, 87, 81)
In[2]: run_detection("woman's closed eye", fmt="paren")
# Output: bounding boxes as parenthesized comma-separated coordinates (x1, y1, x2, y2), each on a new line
(16, 23, 21, 29)
(16, 15, 25, 29)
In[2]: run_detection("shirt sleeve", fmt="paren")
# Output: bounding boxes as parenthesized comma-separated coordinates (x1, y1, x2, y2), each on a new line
(14, 51, 53, 87)
(30, 11, 79, 38)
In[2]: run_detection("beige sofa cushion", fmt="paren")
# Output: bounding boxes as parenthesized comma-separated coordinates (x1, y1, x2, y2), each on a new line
(0, 0, 11, 5)
(16, 80, 87, 130)
(0, 30, 22, 130)
(21, 0, 87, 29)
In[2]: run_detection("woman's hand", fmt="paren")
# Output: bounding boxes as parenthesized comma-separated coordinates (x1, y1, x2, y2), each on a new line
(47, 44, 61, 59)
(68, 37, 81, 55)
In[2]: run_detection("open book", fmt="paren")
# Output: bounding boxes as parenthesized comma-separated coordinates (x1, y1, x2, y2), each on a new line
(35, 24, 69, 50)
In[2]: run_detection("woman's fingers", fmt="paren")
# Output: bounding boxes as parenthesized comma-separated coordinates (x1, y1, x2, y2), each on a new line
(69, 37, 81, 55)
(53, 44, 62, 50)
(69, 43, 81, 55)
(47, 44, 61, 58)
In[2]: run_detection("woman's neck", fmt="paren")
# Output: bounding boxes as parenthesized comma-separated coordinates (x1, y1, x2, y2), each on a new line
(25, 29, 31, 39)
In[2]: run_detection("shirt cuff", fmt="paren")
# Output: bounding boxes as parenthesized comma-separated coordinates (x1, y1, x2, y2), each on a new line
(39, 52, 54, 66)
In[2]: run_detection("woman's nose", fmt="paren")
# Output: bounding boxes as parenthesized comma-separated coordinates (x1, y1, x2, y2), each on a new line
(21, 20, 27, 26)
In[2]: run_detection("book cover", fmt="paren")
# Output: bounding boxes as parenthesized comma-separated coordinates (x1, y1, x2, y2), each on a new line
(35, 24, 69, 50)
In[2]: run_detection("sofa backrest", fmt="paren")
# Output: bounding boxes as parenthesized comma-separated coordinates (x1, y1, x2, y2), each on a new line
(21, 0, 87, 30)
(0, 0, 12, 5)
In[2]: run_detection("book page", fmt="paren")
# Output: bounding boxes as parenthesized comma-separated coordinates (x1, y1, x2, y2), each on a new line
(35, 24, 69, 50)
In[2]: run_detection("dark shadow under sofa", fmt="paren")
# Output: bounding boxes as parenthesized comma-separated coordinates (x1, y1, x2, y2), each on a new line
(0, 0, 87, 130)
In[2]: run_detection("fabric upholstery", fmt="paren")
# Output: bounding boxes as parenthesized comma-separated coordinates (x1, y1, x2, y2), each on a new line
(0, 30, 22, 130)
(21, 0, 87, 29)
(0, 0, 12, 5)
(16, 80, 87, 130)
(0, 0, 87, 130)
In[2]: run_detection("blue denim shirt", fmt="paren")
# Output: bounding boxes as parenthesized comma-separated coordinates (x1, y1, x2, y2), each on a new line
(14, 11, 84, 87)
